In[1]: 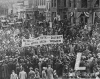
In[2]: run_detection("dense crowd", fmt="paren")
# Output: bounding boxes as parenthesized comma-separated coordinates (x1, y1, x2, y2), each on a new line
(0, 17, 100, 79)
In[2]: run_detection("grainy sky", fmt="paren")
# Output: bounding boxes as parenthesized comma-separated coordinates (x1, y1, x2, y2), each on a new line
(0, 0, 24, 4)
(0, 0, 24, 8)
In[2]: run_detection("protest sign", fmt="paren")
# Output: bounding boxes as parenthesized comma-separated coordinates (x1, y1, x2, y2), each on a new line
(50, 35, 63, 44)
(22, 35, 63, 47)
(22, 39, 39, 47)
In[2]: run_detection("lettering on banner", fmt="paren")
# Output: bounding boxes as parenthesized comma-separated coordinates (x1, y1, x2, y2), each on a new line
(40, 40, 47, 43)
(25, 42, 31, 46)
(51, 35, 63, 39)
(50, 40, 62, 44)
(22, 35, 63, 47)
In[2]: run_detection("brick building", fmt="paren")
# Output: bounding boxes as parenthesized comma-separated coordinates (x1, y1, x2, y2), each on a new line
(51, 0, 100, 25)
(51, 0, 69, 21)
(27, 0, 46, 20)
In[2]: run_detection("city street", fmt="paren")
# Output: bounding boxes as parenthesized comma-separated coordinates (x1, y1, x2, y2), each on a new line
(0, 0, 100, 79)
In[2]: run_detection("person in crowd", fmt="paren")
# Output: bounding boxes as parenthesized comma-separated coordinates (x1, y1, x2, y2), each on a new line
(53, 70, 58, 79)
(62, 64, 69, 79)
(42, 67, 47, 79)
(35, 68, 40, 79)
(1, 15, 100, 79)
(2, 60, 9, 79)
(16, 62, 20, 75)
(28, 67, 35, 79)
(95, 71, 100, 79)
(10, 70, 18, 79)
(47, 65, 54, 79)
(38, 60, 42, 77)
(19, 68, 27, 79)
(69, 69, 75, 79)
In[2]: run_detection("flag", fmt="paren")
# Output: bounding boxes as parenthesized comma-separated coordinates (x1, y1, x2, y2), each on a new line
(84, 12, 89, 17)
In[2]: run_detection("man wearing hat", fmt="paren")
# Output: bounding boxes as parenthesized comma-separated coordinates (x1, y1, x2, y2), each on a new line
(28, 67, 35, 79)
(35, 68, 40, 79)
(47, 65, 54, 79)
(10, 70, 18, 79)
(42, 67, 47, 79)
(19, 68, 27, 79)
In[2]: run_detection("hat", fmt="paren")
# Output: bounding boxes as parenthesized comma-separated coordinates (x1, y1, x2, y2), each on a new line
(43, 67, 46, 70)
(48, 65, 51, 67)
(29, 67, 33, 70)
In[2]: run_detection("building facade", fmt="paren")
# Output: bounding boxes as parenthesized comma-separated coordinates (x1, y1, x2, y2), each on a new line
(46, 0, 51, 21)
(51, 0, 100, 25)
(27, 0, 46, 20)
(8, 0, 29, 19)
(51, 0, 57, 21)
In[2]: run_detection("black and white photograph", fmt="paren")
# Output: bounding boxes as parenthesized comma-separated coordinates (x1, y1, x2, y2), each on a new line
(0, 0, 100, 79)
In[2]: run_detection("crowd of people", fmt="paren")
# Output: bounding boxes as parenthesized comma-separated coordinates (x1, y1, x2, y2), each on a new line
(0, 17, 100, 79)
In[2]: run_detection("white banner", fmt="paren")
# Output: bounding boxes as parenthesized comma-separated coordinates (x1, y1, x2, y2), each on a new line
(22, 35, 63, 47)
(22, 39, 39, 47)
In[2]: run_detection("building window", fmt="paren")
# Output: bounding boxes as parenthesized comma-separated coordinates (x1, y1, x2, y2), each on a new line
(36, 0, 38, 6)
(52, 0, 53, 7)
(44, 0, 46, 5)
(42, 0, 43, 5)
(49, 2, 51, 11)
(64, 0, 66, 7)
(69, 0, 71, 7)
(73, 0, 76, 8)
(52, 12, 56, 18)
(40, 0, 41, 6)
(63, 12, 67, 19)
(38, 0, 39, 6)
(81, 0, 87, 8)
(48, 3, 50, 10)
(43, 0, 44, 5)
(47, 3, 49, 10)
(58, 0, 60, 7)
(54, 0, 56, 7)
(94, 0, 99, 7)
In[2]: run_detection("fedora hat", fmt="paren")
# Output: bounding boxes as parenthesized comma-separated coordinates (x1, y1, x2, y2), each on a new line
(29, 67, 33, 70)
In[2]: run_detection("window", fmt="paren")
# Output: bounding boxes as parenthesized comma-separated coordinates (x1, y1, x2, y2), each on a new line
(63, 12, 67, 19)
(38, 0, 39, 6)
(49, 2, 51, 11)
(44, 0, 46, 5)
(48, 3, 49, 10)
(39, 0, 41, 5)
(94, 0, 99, 7)
(69, 0, 71, 7)
(52, 0, 53, 7)
(36, 0, 38, 6)
(81, 0, 87, 8)
(53, 12, 56, 17)
(47, 3, 49, 10)
(64, 0, 66, 7)
(42, 0, 43, 5)
(41, 0, 42, 5)
(58, 0, 60, 7)
(43, 0, 44, 5)
(73, 0, 76, 8)
(54, 0, 56, 7)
